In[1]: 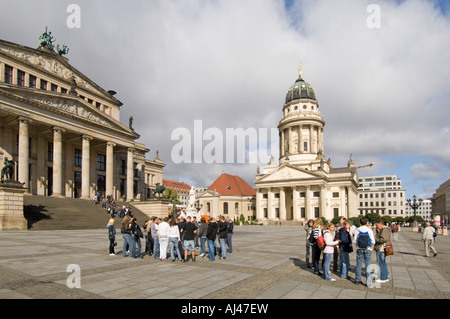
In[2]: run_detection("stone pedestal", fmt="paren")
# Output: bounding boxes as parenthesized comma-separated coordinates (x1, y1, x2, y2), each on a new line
(131, 198, 171, 219)
(0, 181, 27, 230)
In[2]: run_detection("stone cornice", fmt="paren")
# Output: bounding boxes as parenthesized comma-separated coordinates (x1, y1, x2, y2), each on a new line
(0, 87, 139, 140)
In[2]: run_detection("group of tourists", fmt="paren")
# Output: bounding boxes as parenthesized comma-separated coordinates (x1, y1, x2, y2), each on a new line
(305, 216, 440, 285)
(305, 216, 392, 285)
(107, 214, 234, 262)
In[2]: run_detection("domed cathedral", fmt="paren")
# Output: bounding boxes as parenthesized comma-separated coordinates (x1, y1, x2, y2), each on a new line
(255, 65, 359, 224)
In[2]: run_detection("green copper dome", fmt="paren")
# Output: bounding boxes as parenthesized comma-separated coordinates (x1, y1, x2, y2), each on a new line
(285, 76, 316, 103)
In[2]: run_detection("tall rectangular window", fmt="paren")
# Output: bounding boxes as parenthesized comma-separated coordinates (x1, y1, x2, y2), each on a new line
(97, 154, 106, 171)
(29, 75, 37, 88)
(4, 65, 13, 84)
(314, 207, 320, 218)
(51, 83, 58, 92)
(120, 159, 126, 175)
(40, 79, 47, 90)
(74, 148, 82, 167)
(48, 142, 53, 162)
(303, 142, 308, 151)
(17, 70, 25, 86)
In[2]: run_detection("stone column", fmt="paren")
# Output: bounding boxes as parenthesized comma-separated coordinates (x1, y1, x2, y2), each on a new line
(279, 187, 286, 220)
(81, 135, 92, 199)
(298, 125, 303, 154)
(52, 127, 65, 197)
(305, 186, 312, 220)
(293, 186, 300, 220)
(18, 117, 30, 190)
(256, 188, 262, 220)
(267, 188, 273, 219)
(280, 130, 285, 157)
(320, 184, 327, 219)
(309, 125, 313, 154)
(288, 128, 293, 156)
(106, 142, 116, 197)
(340, 186, 347, 218)
(126, 148, 134, 201)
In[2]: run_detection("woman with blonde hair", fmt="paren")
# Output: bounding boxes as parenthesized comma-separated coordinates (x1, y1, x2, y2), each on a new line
(107, 218, 116, 256)
(310, 218, 323, 276)
(121, 215, 132, 257)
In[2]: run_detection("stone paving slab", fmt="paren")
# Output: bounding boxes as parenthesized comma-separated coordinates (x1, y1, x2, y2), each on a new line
(0, 226, 449, 301)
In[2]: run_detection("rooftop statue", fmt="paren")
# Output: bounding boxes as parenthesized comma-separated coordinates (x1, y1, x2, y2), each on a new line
(57, 44, 69, 56)
(39, 27, 56, 51)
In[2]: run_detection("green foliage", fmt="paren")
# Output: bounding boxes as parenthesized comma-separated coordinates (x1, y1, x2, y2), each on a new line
(382, 215, 393, 224)
(163, 188, 181, 218)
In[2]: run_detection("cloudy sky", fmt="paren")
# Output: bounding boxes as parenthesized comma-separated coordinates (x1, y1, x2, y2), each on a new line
(1, 0, 449, 199)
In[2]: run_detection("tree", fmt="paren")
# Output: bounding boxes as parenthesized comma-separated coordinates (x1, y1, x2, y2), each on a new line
(163, 187, 181, 218)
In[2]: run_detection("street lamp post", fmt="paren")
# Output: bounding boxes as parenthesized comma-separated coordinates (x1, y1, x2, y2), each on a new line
(406, 195, 423, 230)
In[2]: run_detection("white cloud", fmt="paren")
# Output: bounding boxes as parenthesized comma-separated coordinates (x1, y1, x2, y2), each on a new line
(0, 0, 449, 194)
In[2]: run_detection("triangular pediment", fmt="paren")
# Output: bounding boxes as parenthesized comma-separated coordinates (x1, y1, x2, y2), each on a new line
(0, 87, 137, 138)
(257, 164, 324, 183)
(0, 39, 121, 106)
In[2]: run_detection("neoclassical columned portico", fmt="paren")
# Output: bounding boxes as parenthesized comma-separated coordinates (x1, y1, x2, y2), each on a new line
(256, 184, 333, 222)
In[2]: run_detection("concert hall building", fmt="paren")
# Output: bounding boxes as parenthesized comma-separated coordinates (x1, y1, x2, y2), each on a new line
(0, 36, 164, 202)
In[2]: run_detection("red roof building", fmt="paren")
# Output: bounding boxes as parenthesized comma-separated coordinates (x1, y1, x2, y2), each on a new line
(197, 173, 256, 221)
(208, 173, 256, 196)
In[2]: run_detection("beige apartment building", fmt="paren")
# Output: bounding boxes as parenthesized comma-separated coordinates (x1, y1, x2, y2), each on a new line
(357, 175, 406, 217)
(254, 67, 359, 223)
(0, 36, 164, 202)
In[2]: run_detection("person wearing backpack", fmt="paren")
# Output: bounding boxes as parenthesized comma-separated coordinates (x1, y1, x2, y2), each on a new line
(353, 217, 375, 286)
(422, 221, 438, 257)
(323, 223, 340, 281)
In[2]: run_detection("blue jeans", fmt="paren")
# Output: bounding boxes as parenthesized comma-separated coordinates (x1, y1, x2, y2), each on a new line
(122, 233, 132, 257)
(200, 237, 207, 255)
(355, 249, 372, 283)
(208, 239, 216, 261)
(376, 251, 389, 280)
(219, 238, 227, 258)
(227, 233, 233, 253)
(131, 236, 141, 258)
(153, 237, 160, 259)
(169, 237, 182, 261)
(323, 253, 333, 280)
(339, 250, 350, 278)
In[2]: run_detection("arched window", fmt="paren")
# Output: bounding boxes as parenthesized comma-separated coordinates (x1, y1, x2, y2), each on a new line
(223, 202, 228, 214)
(235, 202, 239, 214)
(207, 202, 211, 213)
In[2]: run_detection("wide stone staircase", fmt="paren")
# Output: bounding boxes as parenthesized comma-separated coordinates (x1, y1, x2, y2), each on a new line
(23, 195, 150, 230)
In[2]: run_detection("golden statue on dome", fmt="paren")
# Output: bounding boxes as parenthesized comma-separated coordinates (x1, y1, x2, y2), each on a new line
(298, 62, 303, 77)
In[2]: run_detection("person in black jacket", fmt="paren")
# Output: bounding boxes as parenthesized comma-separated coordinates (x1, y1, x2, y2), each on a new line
(218, 216, 228, 259)
(130, 218, 144, 259)
(206, 217, 218, 261)
(338, 220, 353, 279)
(226, 218, 234, 254)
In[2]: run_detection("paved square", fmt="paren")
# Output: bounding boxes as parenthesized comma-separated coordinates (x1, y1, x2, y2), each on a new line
(0, 226, 449, 299)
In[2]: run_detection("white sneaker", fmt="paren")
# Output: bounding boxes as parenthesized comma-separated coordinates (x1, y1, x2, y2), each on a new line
(329, 278, 336, 282)
(109, 253, 115, 256)
(375, 279, 389, 283)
